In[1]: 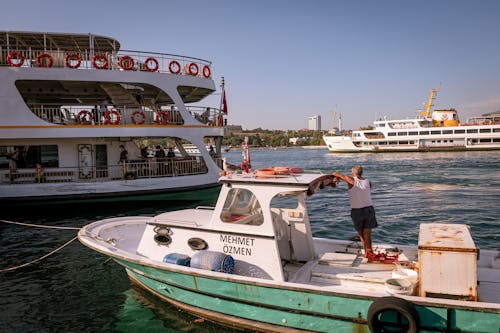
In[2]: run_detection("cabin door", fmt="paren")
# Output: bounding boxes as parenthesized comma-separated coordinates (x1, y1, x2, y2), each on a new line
(95, 145, 108, 178)
(78, 144, 93, 179)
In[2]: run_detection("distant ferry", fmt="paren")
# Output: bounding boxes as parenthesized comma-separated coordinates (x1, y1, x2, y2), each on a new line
(323, 88, 500, 152)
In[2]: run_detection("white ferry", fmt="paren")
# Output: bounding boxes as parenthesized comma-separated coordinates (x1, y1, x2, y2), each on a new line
(323, 88, 500, 152)
(0, 31, 226, 203)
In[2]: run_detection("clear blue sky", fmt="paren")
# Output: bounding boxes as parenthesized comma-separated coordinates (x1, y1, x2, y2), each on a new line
(2, 0, 500, 130)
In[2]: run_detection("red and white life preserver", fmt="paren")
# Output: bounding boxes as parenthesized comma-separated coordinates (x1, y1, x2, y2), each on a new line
(119, 55, 134, 70)
(65, 53, 81, 69)
(155, 111, 170, 125)
(168, 60, 180, 74)
(36, 53, 53, 68)
(77, 110, 93, 124)
(185, 62, 199, 76)
(131, 110, 146, 124)
(104, 109, 121, 125)
(144, 57, 159, 72)
(92, 54, 108, 69)
(202, 65, 211, 78)
(7, 51, 24, 67)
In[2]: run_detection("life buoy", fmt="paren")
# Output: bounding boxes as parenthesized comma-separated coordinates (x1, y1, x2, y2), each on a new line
(155, 111, 170, 125)
(202, 65, 211, 78)
(65, 53, 81, 69)
(118, 55, 134, 70)
(7, 51, 24, 67)
(144, 57, 159, 72)
(254, 168, 275, 177)
(104, 109, 121, 125)
(36, 53, 53, 68)
(92, 54, 108, 69)
(131, 110, 146, 124)
(77, 110, 93, 124)
(185, 62, 199, 76)
(367, 296, 419, 333)
(168, 60, 180, 74)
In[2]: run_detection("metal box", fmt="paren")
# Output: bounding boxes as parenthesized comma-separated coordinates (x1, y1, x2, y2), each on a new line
(418, 223, 478, 301)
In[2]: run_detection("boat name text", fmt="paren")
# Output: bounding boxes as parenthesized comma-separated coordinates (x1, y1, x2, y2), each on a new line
(220, 234, 254, 256)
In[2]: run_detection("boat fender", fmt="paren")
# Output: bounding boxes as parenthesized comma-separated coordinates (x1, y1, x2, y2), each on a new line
(184, 62, 199, 76)
(168, 60, 181, 74)
(104, 110, 121, 125)
(7, 51, 24, 67)
(367, 296, 419, 333)
(144, 57, 159, 72)
(118, 55, 134, 71)
(36, 53, 53, 68)
(155, 111, 170, 125)
(202, 65, 211, 78)
(77, 110, 93, 124)
(65, 53, 81, 69)
(131, 110, 146, 124)
(92, 54, 108, 69)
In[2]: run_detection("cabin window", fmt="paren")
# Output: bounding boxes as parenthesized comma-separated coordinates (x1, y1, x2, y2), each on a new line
(220, 188, 263, 225)
(408, 131, 418, 135)
(431, 130, 441, 135)
(479, 139, 491, 143)
(480, 129, 491, 133)
(0, 145, 59, 169)
(397, 132, 407, 136)
(442, 130, 453, 134)
(388, 132, 396, 137)
(454, 129, 465, 134)
(493, 128, 500, 133)
(419, 131, 430, 135)
(467, 129, 478, 133)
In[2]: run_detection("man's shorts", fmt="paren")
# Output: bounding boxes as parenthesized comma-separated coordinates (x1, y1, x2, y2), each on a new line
(350, 206, 377, 230)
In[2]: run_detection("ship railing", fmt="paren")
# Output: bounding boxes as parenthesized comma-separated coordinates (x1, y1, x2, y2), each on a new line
(1, 158, 209, 184)
(0, 48, 212, 78)
(29, 104, 225, 126)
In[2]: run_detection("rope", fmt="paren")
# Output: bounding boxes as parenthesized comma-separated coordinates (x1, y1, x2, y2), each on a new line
(0, 219, 80, 230)
(0, 236, 78, 272)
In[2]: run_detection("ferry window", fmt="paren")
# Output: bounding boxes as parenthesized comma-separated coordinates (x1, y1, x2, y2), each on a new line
(419, 131, 429, 135)
(0, 145, 58, 169)
(480, 129, 491, 133)
(388, 132, 396, 136)
(408, 131, 418, 135)
(454, 129, 465, 134)
(398, 141, 408, 144)
(480, 139, 491, 143)
(397, 132, 407, 136)
(467, 129, 478, 133)
(493, 128, 500, 133)
(493, 139, 500, 142)
(431, 130, 441, 135)
(389, 141, 397, 145)
(442, 130, 453, 134)
(379, 123, 386, 127)
(220, 188, 263, 225)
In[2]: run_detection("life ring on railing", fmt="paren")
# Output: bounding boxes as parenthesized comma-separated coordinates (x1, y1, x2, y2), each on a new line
(119, 55, 134, 70)
(65, 53, 81, 69)
(202, 65, 211, 78)
(367, 296, 419, 333)
(144, 57, 159, 72)
(77, 110, 93, 124)
(36, 53, 53, 68)
(168, 60, 180, 74)
(254, 168, 276, 177)
(92, 54, 108, 69)
(155, 111, 170, 125)
(104, 109, 121, 125)
(7, 51, 24, 67)
(185, 62, 199, 76)
(131, 110, 146, 124)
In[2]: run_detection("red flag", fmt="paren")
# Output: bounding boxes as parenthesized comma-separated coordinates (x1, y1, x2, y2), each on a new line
(222, 89, 228, 114)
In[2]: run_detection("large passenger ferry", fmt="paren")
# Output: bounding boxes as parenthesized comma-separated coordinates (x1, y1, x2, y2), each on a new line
(323, 88, 500, 152)
(0, 31, 226, 203)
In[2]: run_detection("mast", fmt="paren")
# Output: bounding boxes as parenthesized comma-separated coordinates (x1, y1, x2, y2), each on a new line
(420, 86, 440, 119)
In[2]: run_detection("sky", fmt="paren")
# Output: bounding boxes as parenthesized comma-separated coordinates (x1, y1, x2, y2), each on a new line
(2, 0, 500, 130)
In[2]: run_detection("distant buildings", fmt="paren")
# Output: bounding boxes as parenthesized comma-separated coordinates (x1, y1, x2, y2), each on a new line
(308, 115, 321, 131)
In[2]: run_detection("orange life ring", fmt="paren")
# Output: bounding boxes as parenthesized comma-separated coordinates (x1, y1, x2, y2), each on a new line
(119, 55, 134, 70)
(254, 168, 275, 177)
(36, 53, 53, 68)
(92, 54, 108, 69)
(155, 111, 170, 125)
(65, 53, 81, 69)
(168, 60, 180, 74)
(7, 51, 24, 67)
(131, 110, 146, 124)
(144, 57, 159, 72)
(104, 109, 121, 125)
(77, 110, 93, 124)
(185, 62, 199, 76)
(202, 65, 211, 78)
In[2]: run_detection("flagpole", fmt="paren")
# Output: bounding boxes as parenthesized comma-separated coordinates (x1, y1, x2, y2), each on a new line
(219, 76, 225, 112)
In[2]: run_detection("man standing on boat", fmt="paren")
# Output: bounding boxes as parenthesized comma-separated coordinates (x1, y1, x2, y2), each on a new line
(332, 165, 378, 261)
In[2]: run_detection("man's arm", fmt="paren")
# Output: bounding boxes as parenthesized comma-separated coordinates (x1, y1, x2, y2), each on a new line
(332, 171, 355, 187)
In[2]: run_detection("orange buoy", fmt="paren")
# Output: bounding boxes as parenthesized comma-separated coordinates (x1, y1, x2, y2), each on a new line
(184, 62, 199, 76)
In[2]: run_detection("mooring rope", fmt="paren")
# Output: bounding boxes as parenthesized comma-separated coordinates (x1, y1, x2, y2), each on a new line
(0, 219, 81, 272)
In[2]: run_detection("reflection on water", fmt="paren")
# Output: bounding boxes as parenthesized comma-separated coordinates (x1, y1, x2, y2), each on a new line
(0, 149, 499, 332)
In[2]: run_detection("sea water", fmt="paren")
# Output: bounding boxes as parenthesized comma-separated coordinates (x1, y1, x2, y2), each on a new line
(0, 149, 498, 332)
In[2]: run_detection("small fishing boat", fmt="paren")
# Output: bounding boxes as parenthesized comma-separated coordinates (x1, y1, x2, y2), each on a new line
(79, 168, 500, 332)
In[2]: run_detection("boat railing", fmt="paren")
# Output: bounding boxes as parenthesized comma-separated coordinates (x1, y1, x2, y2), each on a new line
(0, 48, 212, 78)
(1, 158, 209, 185)
(29, 104, 225, 126)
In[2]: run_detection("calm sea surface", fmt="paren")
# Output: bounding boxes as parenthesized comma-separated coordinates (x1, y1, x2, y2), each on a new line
(1, 149, 499, 332)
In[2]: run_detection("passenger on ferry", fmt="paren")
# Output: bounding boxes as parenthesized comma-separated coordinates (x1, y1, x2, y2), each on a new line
(332, 165, 378, 261)
(119, 145, 128, 178)
(156, 145, 166, 175)
(209, 145, 216, 158)
(166, 147, 175, 158)
(35, 163, 45, 183)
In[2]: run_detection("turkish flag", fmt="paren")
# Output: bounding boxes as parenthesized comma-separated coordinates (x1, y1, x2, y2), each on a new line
(222, 90, 228, 114)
